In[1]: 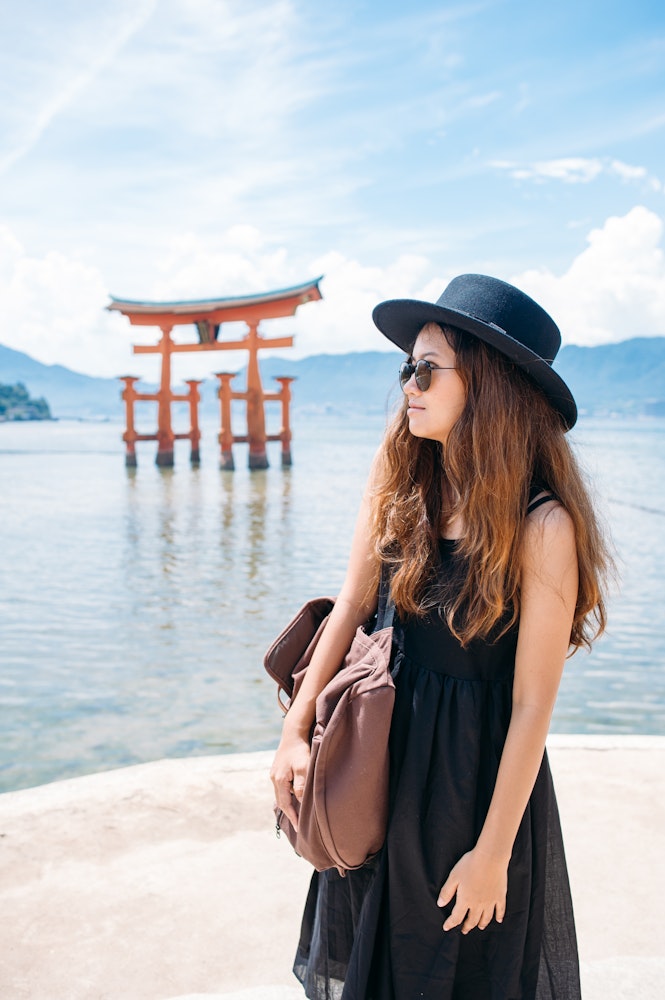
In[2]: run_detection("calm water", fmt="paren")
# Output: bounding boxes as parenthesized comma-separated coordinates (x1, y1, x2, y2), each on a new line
(1, 414, 664, 793)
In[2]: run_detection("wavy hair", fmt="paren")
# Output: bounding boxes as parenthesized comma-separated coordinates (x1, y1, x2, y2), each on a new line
(369, 324, 612, 651)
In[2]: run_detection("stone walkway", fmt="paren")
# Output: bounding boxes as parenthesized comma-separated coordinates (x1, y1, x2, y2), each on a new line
(0, 739, 663, 999)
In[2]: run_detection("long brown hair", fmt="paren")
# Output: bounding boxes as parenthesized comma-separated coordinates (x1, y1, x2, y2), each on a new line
(370, 324, 612, 651)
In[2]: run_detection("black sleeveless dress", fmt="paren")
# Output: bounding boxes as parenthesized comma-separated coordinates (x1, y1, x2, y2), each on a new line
(293, 509, 581, 1000)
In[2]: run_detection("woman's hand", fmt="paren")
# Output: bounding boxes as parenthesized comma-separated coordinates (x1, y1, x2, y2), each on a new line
(437, 847, 508, 933)
(269, 729, 311, 831)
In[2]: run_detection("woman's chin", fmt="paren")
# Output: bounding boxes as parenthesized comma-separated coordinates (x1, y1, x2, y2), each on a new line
(406, 419, 428, 440)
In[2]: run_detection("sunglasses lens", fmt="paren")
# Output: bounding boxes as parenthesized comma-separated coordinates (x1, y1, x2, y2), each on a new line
(415, 361, 431, 391)
(399, 360, 432, 391)
(399, 362, 413, 389)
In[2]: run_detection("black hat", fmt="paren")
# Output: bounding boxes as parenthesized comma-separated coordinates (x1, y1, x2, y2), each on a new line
(372, 273, 577, 429)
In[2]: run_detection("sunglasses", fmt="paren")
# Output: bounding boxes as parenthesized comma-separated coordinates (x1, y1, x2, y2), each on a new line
(399, 359, 456, 392)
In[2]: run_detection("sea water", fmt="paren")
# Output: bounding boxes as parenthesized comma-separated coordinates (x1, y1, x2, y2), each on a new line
(0, 414, 663, 793)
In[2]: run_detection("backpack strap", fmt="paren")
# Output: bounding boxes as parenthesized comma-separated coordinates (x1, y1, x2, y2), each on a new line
(376, 562, 395, 629)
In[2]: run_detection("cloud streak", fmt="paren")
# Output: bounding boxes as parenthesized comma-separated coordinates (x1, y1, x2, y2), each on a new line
(0, 1, 159, 177)
(491, 156, 663, 191)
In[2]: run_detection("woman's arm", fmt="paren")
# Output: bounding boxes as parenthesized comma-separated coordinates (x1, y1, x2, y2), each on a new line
(438, 503, 578, 933)
(270, 471, 381, 830)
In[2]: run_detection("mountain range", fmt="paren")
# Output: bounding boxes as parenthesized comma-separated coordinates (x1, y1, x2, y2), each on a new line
(1, 337, 664, 421)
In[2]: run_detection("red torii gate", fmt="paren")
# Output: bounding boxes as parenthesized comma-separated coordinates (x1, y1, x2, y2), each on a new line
(108, 277, 322, 469)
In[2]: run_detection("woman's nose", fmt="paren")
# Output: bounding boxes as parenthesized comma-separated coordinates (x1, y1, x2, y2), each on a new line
(402, 372, 420, 394)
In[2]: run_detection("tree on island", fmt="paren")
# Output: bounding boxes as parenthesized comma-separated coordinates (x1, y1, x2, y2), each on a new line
(0, 382, 52, 421)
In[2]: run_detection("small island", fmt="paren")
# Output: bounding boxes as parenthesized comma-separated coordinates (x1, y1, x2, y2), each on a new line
(0, 382, 52, 421)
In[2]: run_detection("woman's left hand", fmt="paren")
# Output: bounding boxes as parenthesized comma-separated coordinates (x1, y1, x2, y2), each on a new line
(437, 847, 508, 933)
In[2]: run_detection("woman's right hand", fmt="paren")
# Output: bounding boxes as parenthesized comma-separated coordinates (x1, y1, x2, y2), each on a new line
(270, 728, 311, 831)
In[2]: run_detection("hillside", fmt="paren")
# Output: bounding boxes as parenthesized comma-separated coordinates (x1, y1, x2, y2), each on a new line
(0, 382, 52, 421)
(554, 338, 665, 416)
(240, 337, 665, 418)
(1, 337, 664, 421)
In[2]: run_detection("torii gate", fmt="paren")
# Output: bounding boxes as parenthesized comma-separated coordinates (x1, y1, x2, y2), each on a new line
(108, 277, 322, 469)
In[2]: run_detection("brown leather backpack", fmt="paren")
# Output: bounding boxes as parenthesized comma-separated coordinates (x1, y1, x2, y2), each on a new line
(264, 585, 396, 875)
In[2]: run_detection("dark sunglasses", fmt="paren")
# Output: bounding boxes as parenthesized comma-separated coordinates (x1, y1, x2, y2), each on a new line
(399, 359, 456, 392)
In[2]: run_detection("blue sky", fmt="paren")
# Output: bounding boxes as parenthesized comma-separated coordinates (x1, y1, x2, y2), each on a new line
(0, 0, 664, 379)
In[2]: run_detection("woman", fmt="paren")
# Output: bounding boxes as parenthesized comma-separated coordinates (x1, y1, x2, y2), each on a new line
(271, 274, 611, 1000)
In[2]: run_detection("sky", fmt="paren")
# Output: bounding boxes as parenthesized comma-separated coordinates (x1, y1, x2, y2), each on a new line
(0, 0, 664, 381)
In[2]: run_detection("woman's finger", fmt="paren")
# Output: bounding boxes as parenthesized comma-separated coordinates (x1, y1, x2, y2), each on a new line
(280, 795, 299, 831)
(274, 776, 292, 809)
(437, 875, 457, 908)
(271, 768, 294, 807)
(272, 774, 299, 830)
(292, 769, 307, 802)
(443, 901, 468, 932)
(270, 764, 291, 797)
(460, 907, 483, 935)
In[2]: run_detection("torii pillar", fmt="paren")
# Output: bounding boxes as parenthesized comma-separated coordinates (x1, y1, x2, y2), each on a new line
(119, 373, 202, 468)
(216, 371, 295, 470)
(246, 322, 268, 468)
(156, 325, 174, 466)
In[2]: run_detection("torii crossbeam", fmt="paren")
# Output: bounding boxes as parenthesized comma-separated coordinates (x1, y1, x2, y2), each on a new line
(108, 277, 323, 469)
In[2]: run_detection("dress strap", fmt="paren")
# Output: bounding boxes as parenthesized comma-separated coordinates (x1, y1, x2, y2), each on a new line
(527, 492, 558, 514)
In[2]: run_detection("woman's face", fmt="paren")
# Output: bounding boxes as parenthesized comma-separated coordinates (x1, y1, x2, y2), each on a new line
(402, 323, 467, 447)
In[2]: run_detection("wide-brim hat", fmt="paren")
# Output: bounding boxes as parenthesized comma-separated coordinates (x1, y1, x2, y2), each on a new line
(372, 273, 577, 429)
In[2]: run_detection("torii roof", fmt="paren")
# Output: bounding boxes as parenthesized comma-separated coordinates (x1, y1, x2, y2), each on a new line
(107, 277, 323, 327)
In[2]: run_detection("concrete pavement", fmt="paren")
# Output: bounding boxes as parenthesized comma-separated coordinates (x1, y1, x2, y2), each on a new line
(0, 737, 663, 999)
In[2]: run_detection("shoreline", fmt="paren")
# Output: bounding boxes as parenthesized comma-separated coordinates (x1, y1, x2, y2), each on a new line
(1, 737, 663, 999)
(3, 732, 662, 800)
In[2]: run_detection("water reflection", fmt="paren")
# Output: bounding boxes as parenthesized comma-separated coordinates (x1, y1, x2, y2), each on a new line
(246, 471, 268, 581)
(219, 470, 235, 536)
(157, 469, 177, 578)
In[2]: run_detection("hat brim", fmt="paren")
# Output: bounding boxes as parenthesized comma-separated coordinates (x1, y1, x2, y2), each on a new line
(372, 298, 577, 429)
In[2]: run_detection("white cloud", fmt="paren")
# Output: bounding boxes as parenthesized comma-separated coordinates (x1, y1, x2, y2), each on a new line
(491, 156, 662, 190)
(2, 208, 664, 385)
(146, 235, 436, 375)
(151, 228, 291, 302)
(0, 226, 131, 377)
(513, 206, 665, 344)
(609, 159, 662, 191)
(287, 251, 434, 358)
(609, 160, 647, 183)
(491, 157, 604, 184)
(0, 224, 434, 382)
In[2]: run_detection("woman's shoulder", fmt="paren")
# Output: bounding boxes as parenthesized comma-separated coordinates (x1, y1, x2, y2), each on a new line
(523, 478, 575, 556)
(523, 495, 576, 572)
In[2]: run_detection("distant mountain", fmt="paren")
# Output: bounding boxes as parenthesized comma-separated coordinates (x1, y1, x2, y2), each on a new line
(1, 337, 664, 421)
(253, 352, 403, 416)
(554, 338, 665, 416)
(0, 343, 123, 420)
(230, 338, 665, 418)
